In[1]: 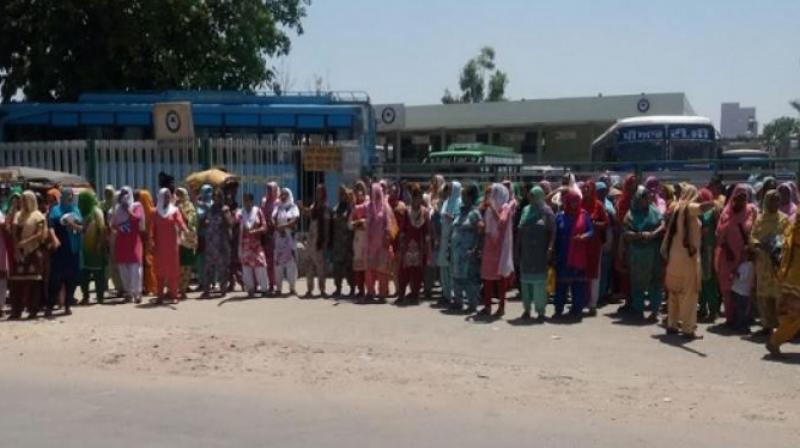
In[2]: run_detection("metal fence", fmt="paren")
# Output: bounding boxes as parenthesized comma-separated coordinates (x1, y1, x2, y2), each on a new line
(0, 138, 362, 204)
(375, 159, 800, 186)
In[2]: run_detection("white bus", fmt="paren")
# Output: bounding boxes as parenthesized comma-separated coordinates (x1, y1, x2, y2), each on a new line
(590, 116, 719, 169)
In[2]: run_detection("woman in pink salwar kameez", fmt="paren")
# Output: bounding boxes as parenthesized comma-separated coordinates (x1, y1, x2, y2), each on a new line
(153, 188, 186, 305)
(480, 183, 516, 317)
(364, 183, 397, 303)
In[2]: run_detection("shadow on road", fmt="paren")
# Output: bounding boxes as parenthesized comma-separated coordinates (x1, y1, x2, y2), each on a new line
(651, 334, 708, 358)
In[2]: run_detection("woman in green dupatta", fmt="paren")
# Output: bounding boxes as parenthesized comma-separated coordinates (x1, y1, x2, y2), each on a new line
(78, 190, 108, 304)
(622, 185, 665, 322)
(517, 185, 555, 321)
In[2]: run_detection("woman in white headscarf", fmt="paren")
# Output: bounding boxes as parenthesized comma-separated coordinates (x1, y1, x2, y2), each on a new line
(111, 187, 146, 303)
(272, 188, 300, 296)
(479, 183, 516, 316)
(152, 188, 186, 305)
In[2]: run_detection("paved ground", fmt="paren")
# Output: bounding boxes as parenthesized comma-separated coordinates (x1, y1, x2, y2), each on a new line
(1, 281, 798, 447)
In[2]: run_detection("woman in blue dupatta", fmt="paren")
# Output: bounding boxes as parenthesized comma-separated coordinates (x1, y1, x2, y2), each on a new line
(438, 181, 462, 305)
(622, 186, 665, 322)
(47, 187, 83, 316)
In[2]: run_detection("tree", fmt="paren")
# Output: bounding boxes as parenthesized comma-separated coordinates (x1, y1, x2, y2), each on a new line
(762, 116, 799, 157)
(441, 46, 508, 104)
(0, 0, 311, 102)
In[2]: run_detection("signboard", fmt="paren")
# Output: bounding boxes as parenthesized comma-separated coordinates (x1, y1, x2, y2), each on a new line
(669, 125, 713, 141)
(618, 126, 664, 144)
(153, 102, 195, 140)
(303, 145, 342, 172)
(373, 104, 405, 132)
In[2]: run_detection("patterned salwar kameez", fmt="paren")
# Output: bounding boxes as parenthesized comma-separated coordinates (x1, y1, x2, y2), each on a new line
(176, 188, 198, 299)
(8, 192, 47, 319)
(397, 202, 430, 303)
(750, 190, 788, 332)
(200, 198, 232, 296)
(238, 204, 268, 296)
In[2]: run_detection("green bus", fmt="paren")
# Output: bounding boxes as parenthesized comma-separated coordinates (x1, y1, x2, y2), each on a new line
(423, 143, 522, 175)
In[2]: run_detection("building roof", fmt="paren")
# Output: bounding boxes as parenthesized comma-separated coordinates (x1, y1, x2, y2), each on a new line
(391, 92, 695, 132)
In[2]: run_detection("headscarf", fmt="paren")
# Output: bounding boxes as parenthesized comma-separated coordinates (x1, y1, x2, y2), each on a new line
(46, 188, 61, 206)
(562, 188, 591, 270)
(538, 180, 552, 196)
(50, 187, 75, 221)
(156, 188, 178, 218)
(273, 188, 299, 227)
(101, 185, 116, 214)
(698, 188, 714, 204)
(112, 186, 134, 226)
(716, 184, 755, 252)
(661, 184, 699, 260)
(778, 183, 797, 217)
(485, 183, 510, 237)
(461, 182, 480, 208)
(581, 179, 601, 216)
(14, 191, 46, 255)
(139, 190, 156, 222)
(790, 182, 799, 205)
(176, 188, 196, 226)
(199, 184, 214, 208)
(428, 174, 445, 210)
(519, 186, 546, 225)
(442, 181, 462, 218)
(77, 190, 98, 223)
(627, 185, 662, 231)
(366, 182, 398, 257)
(616, 174, 637, 224)
(335, 184, 351, 217)
(644, 176, 667, 214)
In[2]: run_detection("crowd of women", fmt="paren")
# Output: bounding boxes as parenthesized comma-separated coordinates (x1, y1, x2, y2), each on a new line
(1, 172, 799, 357)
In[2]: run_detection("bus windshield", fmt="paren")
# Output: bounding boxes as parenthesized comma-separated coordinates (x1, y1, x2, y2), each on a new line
(671, 140, 715, 160)
(616, 141, 666, 162)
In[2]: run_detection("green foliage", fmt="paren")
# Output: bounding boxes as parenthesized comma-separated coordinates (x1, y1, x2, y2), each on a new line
(442, 46, 508, 104)
(0, 0, 311, 101)
(762, 116, 799, 155)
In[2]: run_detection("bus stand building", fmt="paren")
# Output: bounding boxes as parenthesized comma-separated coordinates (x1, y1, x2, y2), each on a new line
(375, 92, 696, 165)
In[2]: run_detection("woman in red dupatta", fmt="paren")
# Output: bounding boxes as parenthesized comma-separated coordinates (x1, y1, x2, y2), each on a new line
(581, 179, 609, 316)
(715, 184, 757, 326)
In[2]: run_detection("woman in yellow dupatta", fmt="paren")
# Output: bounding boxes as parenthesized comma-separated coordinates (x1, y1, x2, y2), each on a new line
(767, 208, 800, 356)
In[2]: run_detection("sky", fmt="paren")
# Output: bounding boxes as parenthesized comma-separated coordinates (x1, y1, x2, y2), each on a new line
(286, 0, 800, 129)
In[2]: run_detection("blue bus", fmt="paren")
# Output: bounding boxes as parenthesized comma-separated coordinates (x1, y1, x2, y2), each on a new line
(590, 116, 718, 170)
